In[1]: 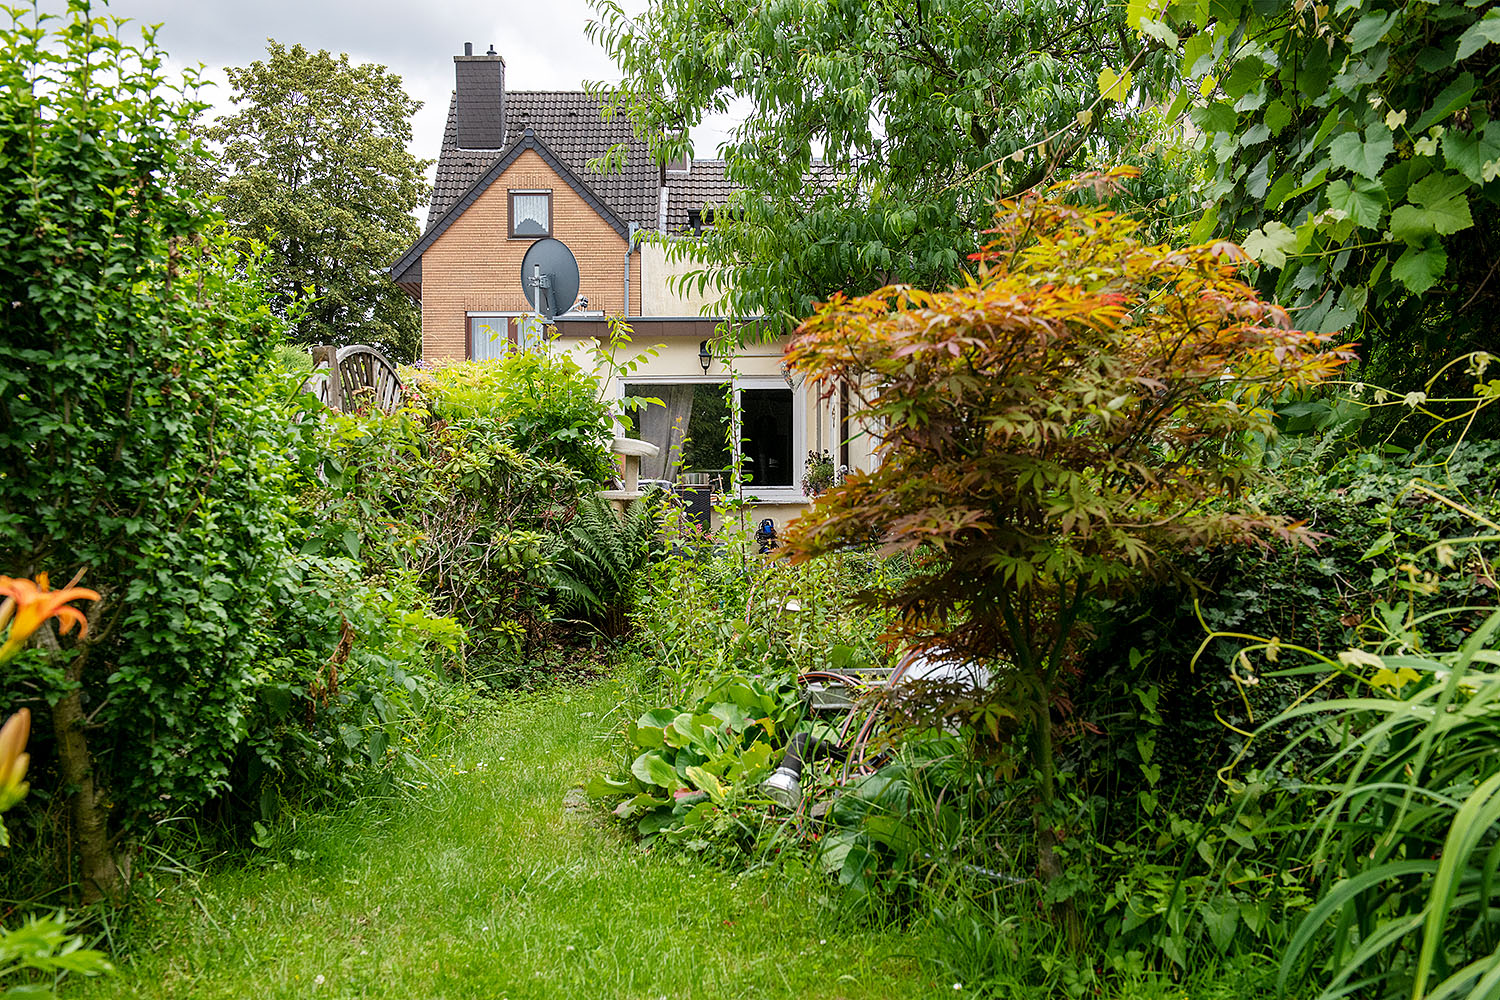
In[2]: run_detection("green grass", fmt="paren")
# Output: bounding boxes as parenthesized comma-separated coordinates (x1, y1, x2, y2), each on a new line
(66, 681, 938, 1000)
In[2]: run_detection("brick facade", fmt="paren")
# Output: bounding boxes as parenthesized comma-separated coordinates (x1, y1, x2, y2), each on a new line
(419, 149, 641, 362)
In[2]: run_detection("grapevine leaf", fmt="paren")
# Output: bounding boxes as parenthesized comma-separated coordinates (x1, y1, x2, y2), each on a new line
(1325, 176, 1385, 228)
(1413, 73, 1476, 133)
(1456, 10, 1500, 62)
(1264, 99, 1292, 137)
(1349, 11, 1396, 54)
(1391, 243, 1448, 295)
(1242, 222, 1297, 269)
(1442, 123, 1500, 185)
(1408, 172, 1475, 236)
(1329, 126, 1392, 180)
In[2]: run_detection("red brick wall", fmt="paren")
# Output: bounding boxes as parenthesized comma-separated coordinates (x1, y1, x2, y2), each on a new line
(419, 149, 641, 361)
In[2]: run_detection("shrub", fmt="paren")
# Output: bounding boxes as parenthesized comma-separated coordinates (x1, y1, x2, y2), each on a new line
(780, 169, 1351, 881)
(0, 4, 303, 900)
(407, 351, 616, 482)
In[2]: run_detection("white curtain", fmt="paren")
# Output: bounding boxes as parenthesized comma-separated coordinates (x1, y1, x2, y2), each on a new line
(512, 193, 549, 234)
(631, 384, 695, 482)
(471, 318, 507, 361)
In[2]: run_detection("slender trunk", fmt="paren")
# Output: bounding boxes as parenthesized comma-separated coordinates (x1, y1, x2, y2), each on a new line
(1034, 697, 1061, 879)
(51, 650, 122, 904)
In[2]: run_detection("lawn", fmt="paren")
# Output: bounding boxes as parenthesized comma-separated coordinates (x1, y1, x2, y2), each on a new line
(66, 681, 937, 999)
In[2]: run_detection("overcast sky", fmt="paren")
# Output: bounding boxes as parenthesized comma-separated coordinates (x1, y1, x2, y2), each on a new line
(87, 0, 740, 207)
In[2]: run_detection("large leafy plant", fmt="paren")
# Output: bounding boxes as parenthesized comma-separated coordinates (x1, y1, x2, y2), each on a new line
(408, 353, 616, 483)
(1143, 0, 1500, 395)
(588, 675, 800, 846)
(0, 3, 298, 901)
(779, 172, 1352, 875)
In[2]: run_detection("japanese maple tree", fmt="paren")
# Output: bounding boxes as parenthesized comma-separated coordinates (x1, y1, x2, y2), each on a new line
(780, 169, 1352, 857)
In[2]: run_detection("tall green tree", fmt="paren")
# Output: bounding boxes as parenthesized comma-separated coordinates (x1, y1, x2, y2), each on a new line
(587, 0, 1186, 331)
(206, 42, 430, 362)
(1147, 0, 1500, 398)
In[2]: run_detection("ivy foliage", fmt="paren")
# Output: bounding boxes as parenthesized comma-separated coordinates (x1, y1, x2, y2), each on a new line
(587, 0, 1180, 329)
(1146, 0, 1500, 390)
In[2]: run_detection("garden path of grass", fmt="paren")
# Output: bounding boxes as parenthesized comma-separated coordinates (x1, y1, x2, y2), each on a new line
(67, 680, 941, 1000)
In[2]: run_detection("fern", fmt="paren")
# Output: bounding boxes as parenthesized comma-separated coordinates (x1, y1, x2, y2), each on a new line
(546, 494, 659, 632)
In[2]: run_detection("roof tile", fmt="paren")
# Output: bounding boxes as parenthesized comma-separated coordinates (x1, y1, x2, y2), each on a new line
(426, 91, 659, 232)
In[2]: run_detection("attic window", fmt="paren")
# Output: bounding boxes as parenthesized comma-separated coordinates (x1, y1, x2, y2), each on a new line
(509, 189, 551, 238)
(688, 208, 715, 235)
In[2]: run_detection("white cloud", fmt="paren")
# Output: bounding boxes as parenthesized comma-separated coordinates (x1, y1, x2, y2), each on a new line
(85, 0, 743, 213)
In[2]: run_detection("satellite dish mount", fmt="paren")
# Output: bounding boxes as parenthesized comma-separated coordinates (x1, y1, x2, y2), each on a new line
(519, 237, 581, 323)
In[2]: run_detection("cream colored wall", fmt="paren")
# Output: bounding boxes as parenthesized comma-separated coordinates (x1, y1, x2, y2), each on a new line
(639, 242, 724, 317)
(553, 329, 879, 522)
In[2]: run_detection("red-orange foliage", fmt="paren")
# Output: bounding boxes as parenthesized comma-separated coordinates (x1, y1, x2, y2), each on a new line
(779, 169, 1353, 808)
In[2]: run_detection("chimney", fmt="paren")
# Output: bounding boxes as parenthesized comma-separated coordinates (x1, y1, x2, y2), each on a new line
(454, 42, 505, 150)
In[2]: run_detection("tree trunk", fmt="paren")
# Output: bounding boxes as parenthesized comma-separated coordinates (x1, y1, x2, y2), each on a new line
(1034, 697, 1061, 880)
(51, 651, 122, 904)
(1033, 697, 1080, 944)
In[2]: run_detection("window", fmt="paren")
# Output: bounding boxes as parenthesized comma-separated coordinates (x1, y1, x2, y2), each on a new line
(687, 208, 715, 235)
(467, 313, 545, 360)
(623, 379, 800, 495)
(740, 388, 794, 487)
(509, 190, 551, 238)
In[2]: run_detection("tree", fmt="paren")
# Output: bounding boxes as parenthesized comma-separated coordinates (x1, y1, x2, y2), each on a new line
(1146, 0, 1500, 399)
(587, 0, 1186, 331)
(1, 4, 295, 901)
(778, 170, 1351, 877)
(206, 42, 430, 362)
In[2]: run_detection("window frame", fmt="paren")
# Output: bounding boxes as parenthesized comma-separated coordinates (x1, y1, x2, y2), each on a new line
(466, 312, 545, 358)
(508, 189, 552, 239)
(619, 373, 805, 502)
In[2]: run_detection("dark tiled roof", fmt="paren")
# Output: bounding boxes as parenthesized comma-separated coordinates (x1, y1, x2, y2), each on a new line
(426, 91, 658, 232)
(660, 160, 841, 234)
(393, 132, 628, 282)
(663, 160, 734, 233)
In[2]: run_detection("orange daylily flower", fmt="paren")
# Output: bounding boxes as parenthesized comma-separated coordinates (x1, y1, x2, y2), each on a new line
(0, 708, 29, 812)
(0, 573, 101, 663)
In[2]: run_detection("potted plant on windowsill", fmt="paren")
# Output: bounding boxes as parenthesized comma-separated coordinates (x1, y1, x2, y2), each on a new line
(801, 450, 841, 498)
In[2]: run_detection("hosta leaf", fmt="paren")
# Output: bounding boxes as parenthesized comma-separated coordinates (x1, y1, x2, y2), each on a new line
(684, 765, 727, 805)
(586, 773, 635, 798)
(631, 751, 681, 790)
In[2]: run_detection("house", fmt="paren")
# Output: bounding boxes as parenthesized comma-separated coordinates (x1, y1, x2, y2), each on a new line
(389, 43, 877, 526)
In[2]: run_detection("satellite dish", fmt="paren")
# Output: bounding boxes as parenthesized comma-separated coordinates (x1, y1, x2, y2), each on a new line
(519, 237, 581, 322)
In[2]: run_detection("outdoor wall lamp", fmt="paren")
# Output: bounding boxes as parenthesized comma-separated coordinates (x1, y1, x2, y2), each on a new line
(698, 339, 712, 374)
